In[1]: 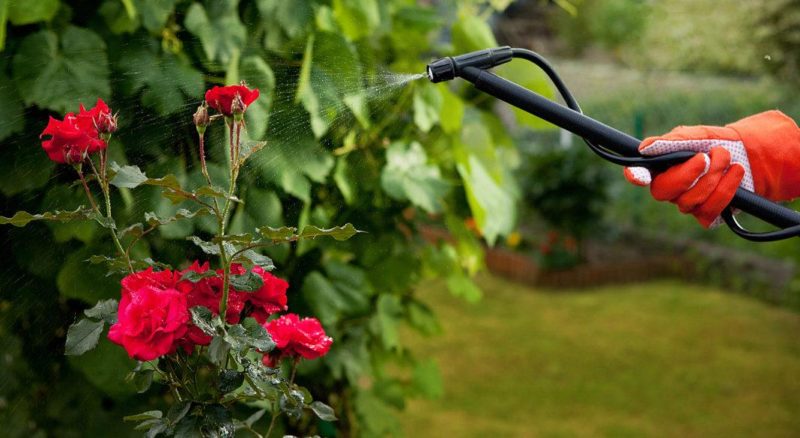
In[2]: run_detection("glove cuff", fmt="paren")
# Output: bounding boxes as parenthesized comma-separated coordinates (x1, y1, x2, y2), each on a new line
(727, 110, 800, 201)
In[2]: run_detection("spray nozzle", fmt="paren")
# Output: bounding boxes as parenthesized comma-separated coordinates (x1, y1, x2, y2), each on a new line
(426, 46, 513, 83)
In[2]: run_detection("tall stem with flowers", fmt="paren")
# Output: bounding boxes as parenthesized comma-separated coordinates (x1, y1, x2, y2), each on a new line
(2, 84, 357, 436)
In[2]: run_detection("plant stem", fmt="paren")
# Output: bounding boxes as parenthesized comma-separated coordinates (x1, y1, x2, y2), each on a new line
(88, 155, 133, 273)
(218, 120, 241, 320)
(75, 167, 99, 212)
(265, 406, 280, 438)
(199, 133, 212, 186)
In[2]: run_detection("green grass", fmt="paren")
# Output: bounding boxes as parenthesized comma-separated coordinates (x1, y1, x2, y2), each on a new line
(401, 275, 800, 437)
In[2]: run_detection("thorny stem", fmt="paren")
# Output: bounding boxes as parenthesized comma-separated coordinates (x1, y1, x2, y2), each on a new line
(75, 166, 99, 212)
(199, 134, 212, 186)
(218, 119, 241, 320)
(87, 153, 134, 273)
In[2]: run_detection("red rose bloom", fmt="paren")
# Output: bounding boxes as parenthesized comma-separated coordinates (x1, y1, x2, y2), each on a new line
(40, 114, 106, 164)
(262, 314, 333, 366)
(233, 264, 288, 324)
(205, 85, 259, 116)
(77, 98, 116, 134)
(108, 268, 190, 361)
(40, 98, 112, 164)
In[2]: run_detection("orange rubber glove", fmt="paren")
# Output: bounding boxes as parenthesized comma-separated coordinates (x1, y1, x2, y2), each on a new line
(624, 110, 800, 228)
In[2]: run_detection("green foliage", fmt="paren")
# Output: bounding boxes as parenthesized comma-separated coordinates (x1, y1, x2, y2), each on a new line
(0, 0, 530, 435)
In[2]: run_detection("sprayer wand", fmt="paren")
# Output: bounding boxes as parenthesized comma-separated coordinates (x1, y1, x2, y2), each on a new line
(426, 46, 800, 241)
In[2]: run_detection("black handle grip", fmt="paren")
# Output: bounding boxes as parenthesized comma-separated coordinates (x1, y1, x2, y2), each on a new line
(458, 66, 800, 229)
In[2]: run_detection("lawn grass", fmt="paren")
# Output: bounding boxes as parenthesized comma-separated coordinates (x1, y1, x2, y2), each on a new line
(401, 275, 800, 437)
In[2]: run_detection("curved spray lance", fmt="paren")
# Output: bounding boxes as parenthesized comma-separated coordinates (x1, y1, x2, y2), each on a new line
(425, 46, 800, 242)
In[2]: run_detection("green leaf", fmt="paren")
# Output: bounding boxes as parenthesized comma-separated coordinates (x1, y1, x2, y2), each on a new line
(217, 370, 244, 394)
(332, 0, 380, 41)
(253, 132, 334, 202)
(438, 84, 464, 134)
(134, 0, 176, 32)
(229, 270, 264, 292)
(0, 70, 24, 141)
(0, 207, 94, 227)
(64, 318, 105, 356)
(132, 369, 154, 393)
(456, 155, 516, 245)
(451, 15, 498, 53)
(380, 141, 449, 213)
(232, 250, 275, 271)
(100, 0, 140, 34)
(184, 0, 245, 64)
(69, 336, 137, 399)
(310, 401, 338, 421)
(299, 223, 362, 241)
(413, 82, 442, 132)
(257, 225, 297, 241)
(83, 299, 118, 324)
(445, 274, 482, 303)
(144, 208, 210, 227)
(225, 317, 275, 352)
(116, 41, 204, 115)
(124, 410, 163, 422)
(375, 295, 403, 350)
(187, 235, 234, 256)
(406, 299, 442, 336)
(109, 162, 182, 190)
(0, 1, 7, 51)
(180, 270, 218, 283)
(190, 306, 219, 336)
(166, 401, 192, 425)
(208, 335, 231, 367)
(12, 26, 110, 114)
(412, 359, 443, 399)
(8, 0, 58, 25)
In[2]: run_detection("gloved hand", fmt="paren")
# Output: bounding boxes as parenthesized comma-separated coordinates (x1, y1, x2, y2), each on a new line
(624, 110, 800, 228)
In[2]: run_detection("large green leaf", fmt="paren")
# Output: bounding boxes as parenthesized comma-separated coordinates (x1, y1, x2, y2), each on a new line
(380, 142, 449, 213)
(451, 15, 498, 54)
(0, 70, 21, 140)
(134, 0, 177, 32)
(12, 26, 110, 113)
(456, 154, 516, 245)
(295, 32, 364, 138)
(332, 0, 380, 41)
(64, 318, 105, 356)
(184, 0, 245, 65)
(256, 0, 313, 39)
(117, 42, 204, 115)
(254, 131, 334, 202)
(0, 207, 95, 227)
(69, 336, 137, 399)
(413, 82, 442, 132)
(8, 0, 59, 25)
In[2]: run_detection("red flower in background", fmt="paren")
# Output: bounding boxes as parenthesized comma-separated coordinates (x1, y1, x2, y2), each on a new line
(262, 314, 332, 366)
(108, 268, 190, 361)
(205, 84, 259, 116)
(40, 98, 112, 164)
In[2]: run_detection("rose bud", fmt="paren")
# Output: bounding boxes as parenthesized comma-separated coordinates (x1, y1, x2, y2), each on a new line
(193, 102, 210, 134)
(230, 93, 245, 122)
(96, 112, 118, 135)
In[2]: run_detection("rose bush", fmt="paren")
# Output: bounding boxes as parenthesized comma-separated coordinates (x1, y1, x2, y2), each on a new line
(1, 84, 352, 436)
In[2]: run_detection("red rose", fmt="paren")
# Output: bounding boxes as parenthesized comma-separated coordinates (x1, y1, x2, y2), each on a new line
(262, 314, 333, 366)
(40, 114, 106, 164)
(238, 265, 289, 324)
(40, 98, 112, 164)
(77, 98, 114, 134)
(108, 268, 190, 361)
(205, 85, 259, 116)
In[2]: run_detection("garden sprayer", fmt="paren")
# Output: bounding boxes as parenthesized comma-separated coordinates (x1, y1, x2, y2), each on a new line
(426, 47, 800, 242)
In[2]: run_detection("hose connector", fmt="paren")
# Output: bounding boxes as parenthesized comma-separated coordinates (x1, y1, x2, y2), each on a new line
(426, 46, 513, 83)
